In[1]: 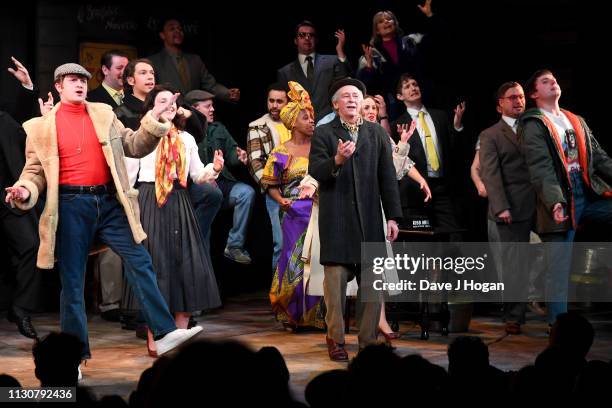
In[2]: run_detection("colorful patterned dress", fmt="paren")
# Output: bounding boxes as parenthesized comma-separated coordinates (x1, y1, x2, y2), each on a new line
(261, 144, 325, 328)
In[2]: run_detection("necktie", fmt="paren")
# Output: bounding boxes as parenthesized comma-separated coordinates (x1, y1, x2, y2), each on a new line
(115, 91, 124, 106)
(418, 111, 439, 171)
(176, 54, 189, 91)
(305, 56, 314, 79)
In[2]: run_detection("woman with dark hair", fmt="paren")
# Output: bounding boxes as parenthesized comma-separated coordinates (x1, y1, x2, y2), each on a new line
(127, 84, 223, 356)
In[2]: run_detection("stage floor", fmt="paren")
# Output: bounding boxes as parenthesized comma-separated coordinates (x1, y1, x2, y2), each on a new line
(1, 294, 611, 402)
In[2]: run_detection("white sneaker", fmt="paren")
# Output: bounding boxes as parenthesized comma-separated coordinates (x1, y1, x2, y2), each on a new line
(77, 364, 83, 382)
(155, 326, 203, 356)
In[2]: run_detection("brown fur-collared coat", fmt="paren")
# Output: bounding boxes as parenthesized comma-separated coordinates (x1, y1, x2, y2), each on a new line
(13, 102, 170, 269)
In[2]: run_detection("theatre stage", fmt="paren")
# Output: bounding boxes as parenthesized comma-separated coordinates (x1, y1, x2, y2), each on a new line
(1, 294, 611, 402)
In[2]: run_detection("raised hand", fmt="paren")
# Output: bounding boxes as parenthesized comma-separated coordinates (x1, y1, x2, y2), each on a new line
(335, 29, 347, 59)
(453, 101, 466, 129)
(335, 139, 356, 166)
(397, 121, 417, 143)
(417, 0, 434, 17)
(8, 56, 33, 88)
(151, 92, 179, 121)
(38, 92, 54, 116)
(213, 149, 224, 172)
(374, 95, 387, 118)
(362, 44, 374, 69)
(236, 146, 248, 165)
(176, 106, 192, 119)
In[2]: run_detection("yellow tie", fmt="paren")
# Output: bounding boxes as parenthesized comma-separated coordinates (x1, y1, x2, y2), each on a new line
(418, 111, 439, 171)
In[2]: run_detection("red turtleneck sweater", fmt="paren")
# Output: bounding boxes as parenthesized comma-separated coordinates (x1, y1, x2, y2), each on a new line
(56, 102, 111, 185)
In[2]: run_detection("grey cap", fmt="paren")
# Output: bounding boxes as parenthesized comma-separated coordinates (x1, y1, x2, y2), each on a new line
(53, 63, 92, 82)
(185, 89, 215, 105)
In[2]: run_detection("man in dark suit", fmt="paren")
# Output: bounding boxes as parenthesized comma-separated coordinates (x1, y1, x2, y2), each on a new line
(479, 81, 535, 334)
(309, 78, 402, 361)
(391, 73, 465, 239)
(1, 111, 41, 339)
(277, 21, 351, 121)
(87, 50, 129, 108)
(148, 18, 240, 102)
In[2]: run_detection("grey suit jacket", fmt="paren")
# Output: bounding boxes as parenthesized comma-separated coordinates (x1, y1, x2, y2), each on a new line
(479, 119, 535, 223)
(148, 48, 231, 101)
(277, 54, 350, 120)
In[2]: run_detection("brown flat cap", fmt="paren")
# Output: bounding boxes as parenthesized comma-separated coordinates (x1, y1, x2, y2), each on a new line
(53, 63, 92, 81)
(185, 89, 215, 104)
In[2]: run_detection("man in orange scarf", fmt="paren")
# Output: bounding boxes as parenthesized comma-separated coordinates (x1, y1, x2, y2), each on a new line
(520, 69, 612, 327)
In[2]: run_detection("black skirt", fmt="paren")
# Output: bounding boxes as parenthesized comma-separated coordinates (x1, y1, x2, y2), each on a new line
(122, 182, 221, 313)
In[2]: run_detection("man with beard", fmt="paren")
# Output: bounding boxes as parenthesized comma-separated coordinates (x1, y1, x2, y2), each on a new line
(246, 83, 290, 271)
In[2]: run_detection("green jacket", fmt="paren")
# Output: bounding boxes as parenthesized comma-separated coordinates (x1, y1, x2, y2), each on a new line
(519, 108, 612, 234)
(198, 122, 241, 182)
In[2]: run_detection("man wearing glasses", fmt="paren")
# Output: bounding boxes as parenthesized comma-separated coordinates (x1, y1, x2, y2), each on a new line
(479, 82, 535, 335)
(520, 69, 612, 328)
(277, 21, 351, 120)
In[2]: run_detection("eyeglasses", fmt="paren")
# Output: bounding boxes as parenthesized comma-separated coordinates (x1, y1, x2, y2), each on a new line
(500, 94, 525, 101)
(297, 32, 316, 39)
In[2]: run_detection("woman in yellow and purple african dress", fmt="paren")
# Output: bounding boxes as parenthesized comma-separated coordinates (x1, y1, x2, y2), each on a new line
(261, 82, 325, 329)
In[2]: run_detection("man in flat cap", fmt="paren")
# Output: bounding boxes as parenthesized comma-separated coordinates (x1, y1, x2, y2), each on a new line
(309, 77, 402, 360)
(187, 90, 254, 265)
(5, 63, 204, 371)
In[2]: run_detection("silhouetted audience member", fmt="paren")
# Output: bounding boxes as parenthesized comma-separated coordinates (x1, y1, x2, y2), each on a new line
(574, 360, 612, 401)
(99, 394, 128, 408)
(399, 354, 449, 396)
(347, 344, 402, 405)
(32, 332, 82, 387)
(0, 373, 21, 387)
(305, 369, 350, 408)
(146, 339, 302, 407)
(549, 312, 595, 360)
(447, 336, 509, 400)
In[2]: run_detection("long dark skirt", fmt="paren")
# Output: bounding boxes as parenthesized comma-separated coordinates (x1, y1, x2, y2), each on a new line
(122, 183, 221, 313)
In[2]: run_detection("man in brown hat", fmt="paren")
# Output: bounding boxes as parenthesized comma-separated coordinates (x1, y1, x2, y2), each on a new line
(5, 63, 204, 370)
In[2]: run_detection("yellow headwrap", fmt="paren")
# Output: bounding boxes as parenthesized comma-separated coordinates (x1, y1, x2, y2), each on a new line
(280, 81, 314, 130)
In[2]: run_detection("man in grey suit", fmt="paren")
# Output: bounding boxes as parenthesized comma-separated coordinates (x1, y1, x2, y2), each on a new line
(277, 21, 351, 120)
(309, 78, 402, 361)
(479, 81, 535, 334)
(148, 18, 240, 102)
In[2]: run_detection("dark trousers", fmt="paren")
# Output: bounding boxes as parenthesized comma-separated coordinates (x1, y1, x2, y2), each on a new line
(497, 219, 532, 324)
(0, 205, 42, 313)
(429, 178, 462, 241)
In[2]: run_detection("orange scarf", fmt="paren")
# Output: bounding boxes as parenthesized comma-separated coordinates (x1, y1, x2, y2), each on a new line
(155, 126, 187, 207)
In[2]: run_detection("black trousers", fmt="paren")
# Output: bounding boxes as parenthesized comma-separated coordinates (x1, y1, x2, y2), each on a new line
(0, 205, 42, 313)
(496, 219, 531, 324)
(429, 178, 463, 241)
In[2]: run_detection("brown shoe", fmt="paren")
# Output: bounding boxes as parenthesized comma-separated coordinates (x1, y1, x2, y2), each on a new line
(505, 322, 522, 335)
(326, 336, 348, 361)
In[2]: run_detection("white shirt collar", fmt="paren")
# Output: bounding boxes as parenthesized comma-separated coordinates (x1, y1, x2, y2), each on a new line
(501, 115, 518, 131)
(298, 53, 316, 64)
(407, 105, 429, 118)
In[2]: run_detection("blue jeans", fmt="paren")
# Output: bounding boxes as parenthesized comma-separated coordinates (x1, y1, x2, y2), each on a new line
(265, 194, 282, 271)
(189, 182, 223, 246)
(56, 191, 176, 359)
(540, 172, 612, 323)
(225, 182, 255, 249)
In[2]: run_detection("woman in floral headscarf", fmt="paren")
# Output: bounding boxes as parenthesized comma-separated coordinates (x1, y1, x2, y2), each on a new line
(126, 84, 223, 356)
(261, 81, 325, 330)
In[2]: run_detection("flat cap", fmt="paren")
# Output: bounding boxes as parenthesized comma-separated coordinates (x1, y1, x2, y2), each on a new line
(54, 63, 92, 81)
(328, 77, 367, 102)
(185, 89, 215, 104)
